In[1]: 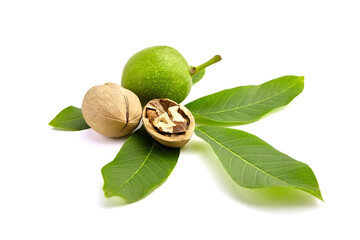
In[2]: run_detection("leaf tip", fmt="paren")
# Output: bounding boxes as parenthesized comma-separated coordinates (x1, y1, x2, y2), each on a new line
(104, 191, 113, 199)
(316, 191, 324, 202)
(307, 187, 323, 202)
(299, 76, 305, 91)
(292, 75, 305, 92)
(48, 117, 60, 128)
(48, 120, 55, 127)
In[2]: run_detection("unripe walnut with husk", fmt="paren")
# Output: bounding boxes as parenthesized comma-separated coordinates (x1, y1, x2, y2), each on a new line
(142, 99, 195, 148)
(82, 82, 142, 137)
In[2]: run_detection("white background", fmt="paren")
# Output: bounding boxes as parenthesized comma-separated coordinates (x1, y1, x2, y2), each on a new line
(1, 0, 359, 239)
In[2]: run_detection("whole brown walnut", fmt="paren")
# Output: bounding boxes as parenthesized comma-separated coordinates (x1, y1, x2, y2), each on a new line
(82, 82, 142, 137)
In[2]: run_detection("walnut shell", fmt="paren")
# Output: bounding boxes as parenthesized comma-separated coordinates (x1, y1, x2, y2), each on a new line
(82, 82, 142, 137)
(142, 98, 195, 148)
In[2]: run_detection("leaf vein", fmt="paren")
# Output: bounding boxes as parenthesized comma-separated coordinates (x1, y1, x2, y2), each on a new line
(195, 81, 300, 115)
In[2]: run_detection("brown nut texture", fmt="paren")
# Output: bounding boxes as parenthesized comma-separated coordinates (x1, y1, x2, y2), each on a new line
(142, 98, 195, 148)
(82, 82, 142, 137)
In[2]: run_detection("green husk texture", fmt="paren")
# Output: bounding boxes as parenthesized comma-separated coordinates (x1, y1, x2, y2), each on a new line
(121, 46, 192, 104)
(186, 75, 304, 125)
(49, 106, 90, 130)
(195, 126, 323, 201)
(102, 127, 180, 203)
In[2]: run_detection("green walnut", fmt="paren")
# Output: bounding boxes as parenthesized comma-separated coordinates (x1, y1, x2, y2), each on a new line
(121, 46, 221, 105)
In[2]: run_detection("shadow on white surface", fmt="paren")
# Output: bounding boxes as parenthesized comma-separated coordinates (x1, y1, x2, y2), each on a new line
(100, 192, 128, 207)
(185, 139, 321, 209)
(79, 128, 128, 145)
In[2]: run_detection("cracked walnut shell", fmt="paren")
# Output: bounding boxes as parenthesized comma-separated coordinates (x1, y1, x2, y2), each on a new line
(82, 82, 142, 137)
(142, 98, 195, 147)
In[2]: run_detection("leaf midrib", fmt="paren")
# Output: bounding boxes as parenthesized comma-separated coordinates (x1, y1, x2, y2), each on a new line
(192, 81, 301, 115)
(54, 115, 84, 124)
(195, 127, 292, 188)
(109, 141, 157, 194)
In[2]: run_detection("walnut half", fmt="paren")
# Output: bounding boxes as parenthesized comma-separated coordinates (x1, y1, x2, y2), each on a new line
(142, 99, 195, 148)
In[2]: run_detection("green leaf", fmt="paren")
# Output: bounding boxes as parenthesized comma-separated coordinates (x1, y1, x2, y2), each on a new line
(191, 67, 205, 85)
(49, 106, 90, 130)
(195, 126, 323, 201)
(101, 127, 179, 203)
(186, 75, 304, 125)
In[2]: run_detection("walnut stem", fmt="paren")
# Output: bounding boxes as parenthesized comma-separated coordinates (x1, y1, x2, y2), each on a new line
(189, 55, 222, 76)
